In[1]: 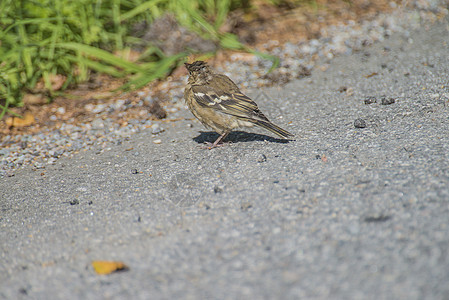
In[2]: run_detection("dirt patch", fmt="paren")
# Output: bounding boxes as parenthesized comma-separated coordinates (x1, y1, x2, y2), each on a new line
(227, 0, 397, 48)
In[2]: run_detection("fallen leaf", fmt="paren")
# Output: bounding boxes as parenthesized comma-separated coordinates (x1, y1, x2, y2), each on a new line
(5, 112, 35, 127)
(23, 93, 47, 105)
(364, 72, 378, 78)
(92, 261, 128, 275)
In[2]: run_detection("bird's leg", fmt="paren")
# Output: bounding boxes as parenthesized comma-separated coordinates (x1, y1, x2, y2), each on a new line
(207, 131, 230, 149)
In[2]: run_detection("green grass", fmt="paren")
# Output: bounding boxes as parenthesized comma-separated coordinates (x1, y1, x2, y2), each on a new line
(0, 0, 282, 119)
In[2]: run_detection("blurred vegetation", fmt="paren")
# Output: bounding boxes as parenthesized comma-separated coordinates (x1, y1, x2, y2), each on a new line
(0, 0, 309, 118)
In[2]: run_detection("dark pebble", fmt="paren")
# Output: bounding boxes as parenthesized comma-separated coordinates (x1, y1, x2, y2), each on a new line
(364, 214, 391, 223)
(364, 96, 377, 105)
(381, 96, 395, 105)
(354, 118, 367, 128)
(338, 86, 348, 92)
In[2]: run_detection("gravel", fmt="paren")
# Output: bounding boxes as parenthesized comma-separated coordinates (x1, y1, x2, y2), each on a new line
(1, 1, 448, 178)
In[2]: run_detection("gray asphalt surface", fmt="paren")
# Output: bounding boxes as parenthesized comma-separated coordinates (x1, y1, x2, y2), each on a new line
(1, 20, 449, 300)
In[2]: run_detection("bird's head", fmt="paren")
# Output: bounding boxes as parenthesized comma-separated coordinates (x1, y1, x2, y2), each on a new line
(185, 61, 213, 85)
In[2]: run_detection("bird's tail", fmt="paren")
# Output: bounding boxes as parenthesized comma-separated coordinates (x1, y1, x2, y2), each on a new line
(252, 119, 294, 139)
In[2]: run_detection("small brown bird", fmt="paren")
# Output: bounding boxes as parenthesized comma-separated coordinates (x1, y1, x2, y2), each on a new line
(184, 61, 293, 148)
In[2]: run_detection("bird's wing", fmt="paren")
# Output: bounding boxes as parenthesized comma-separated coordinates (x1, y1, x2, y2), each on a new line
(191, 85, 269, 122)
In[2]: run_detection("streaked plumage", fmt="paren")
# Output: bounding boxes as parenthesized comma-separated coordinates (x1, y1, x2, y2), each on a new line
(184, 61, 293, 148)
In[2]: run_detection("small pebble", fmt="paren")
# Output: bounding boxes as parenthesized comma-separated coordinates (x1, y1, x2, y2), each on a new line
(153, 139, 162, 144)
(213, 186, 223, 193)
(381, 96, 396, 105)
(364, 96, 377, 105)
(364, 214, 391, 223)
(338, 86, 348, 93)
(257, 154, 267, 163)
(151, 123, 163, 134)
(354, 118, 367, 128)
(33, 162, 45, 169)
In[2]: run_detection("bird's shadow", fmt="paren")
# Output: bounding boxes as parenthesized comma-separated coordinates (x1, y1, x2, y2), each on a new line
(193, 131, 293, 145)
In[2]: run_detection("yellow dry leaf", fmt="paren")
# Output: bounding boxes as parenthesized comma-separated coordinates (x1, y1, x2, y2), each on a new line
(5, 112, 35, 127)
(92, 261, 128, 275)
